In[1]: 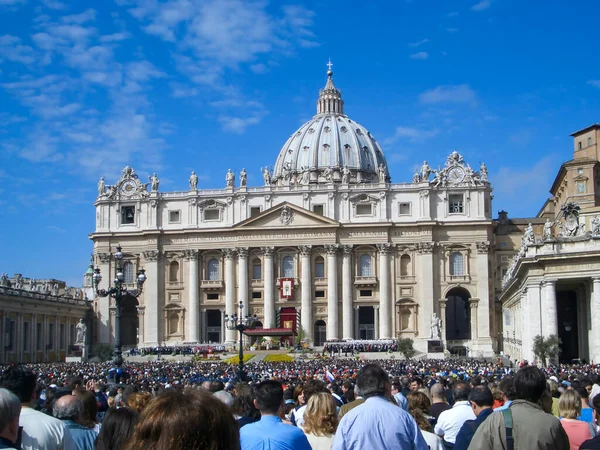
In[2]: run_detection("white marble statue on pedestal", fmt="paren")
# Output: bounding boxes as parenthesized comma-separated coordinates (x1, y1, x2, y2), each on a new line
(226, 169, 235, 188)
(421, 161, 432, 181)
(543, 219, 553, 240)
(149, 173, 160, 192)
(240, 168, 247, 187)
(75, 319, 87, 345)
(261, 166, 272, 186)
(189, 171, 198, 190)
(430, 313, 442, 340)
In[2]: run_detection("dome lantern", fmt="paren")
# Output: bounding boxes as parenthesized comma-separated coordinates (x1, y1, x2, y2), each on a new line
(317, 59, 344, 115)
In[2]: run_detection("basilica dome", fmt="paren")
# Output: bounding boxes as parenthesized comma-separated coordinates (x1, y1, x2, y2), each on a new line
(272, 68, 389, 185)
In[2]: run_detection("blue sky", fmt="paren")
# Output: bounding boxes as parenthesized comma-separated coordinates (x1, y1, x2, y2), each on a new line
(1, 0, 599, 286)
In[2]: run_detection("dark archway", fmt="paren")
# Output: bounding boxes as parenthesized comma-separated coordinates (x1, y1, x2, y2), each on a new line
(314, 320, 326, 346)
(120, 293, 139, 347)
(445, 287, 471, 340)
(557, 290, 579, 363)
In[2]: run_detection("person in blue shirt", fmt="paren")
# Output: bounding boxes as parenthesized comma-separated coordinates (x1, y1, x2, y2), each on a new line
(493, 376, 515, 411)
(332, 363, 428, 450)
(240, 380, 311, 450)
(454, 386, 494, 450)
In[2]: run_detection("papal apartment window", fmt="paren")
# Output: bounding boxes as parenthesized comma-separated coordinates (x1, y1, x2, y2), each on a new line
(315, 256, 325, 278)
(356, 204, 372, 216)
(313, 204, 324, 216)
(204, 209, 220, 221)
(450, 251, 465, 276)
(449, 194, 464, 214)
(399, 202, 411, 216)
(577, 181, 586, 193)
(589, 137, 593, 146)
(578, 168, 584, 175)
(579, 141, 583, 150)
(121, 206, 135, 224)
(169, 210, 181, 224)
(250, 207, 261, 218)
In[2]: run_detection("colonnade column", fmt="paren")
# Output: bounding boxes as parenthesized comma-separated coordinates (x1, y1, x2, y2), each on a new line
(374, 306, 380, 340)
(237, 248, 249, 318)
(469, 299, 479, 342)
(262, 247, 275, 329)
(326, 245, 339, 340)
(185, 250, 200, 342)
(542, 280, 558, 338)
(591, 277, 600, 362)
(299, 246, 312, 342)
(224, 249, 237, 344)
(342, 245, 354, 340)
(418, 243, 434, 339)
(141, 250, 161, 346)
(377, 243, 391, 339)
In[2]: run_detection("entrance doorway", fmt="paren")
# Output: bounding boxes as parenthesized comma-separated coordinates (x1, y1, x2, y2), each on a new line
(206, 310, 221, 343)
(358, 306, 375, 340)
(445, 287, 471, 340)
(120, 293, 139, 347)
(314, 320, 326, 346)
(557, 290, 579, 363)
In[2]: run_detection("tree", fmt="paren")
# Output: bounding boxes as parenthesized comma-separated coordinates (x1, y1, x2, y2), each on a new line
(91, 343, 114, 362)
(533, 334, 561, 367)
(295, 324, 307, 348)
(397, 338, 416, 359)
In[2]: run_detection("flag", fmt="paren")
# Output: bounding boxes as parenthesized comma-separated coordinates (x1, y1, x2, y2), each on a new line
(325, 370, 335, 382)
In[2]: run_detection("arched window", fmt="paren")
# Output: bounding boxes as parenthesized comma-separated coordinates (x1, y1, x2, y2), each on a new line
(359, 254, 373, 277)
(168, 312, 179, 335)
(400, 308, 411, 331)
(282, 256, 294, 278)
(400, 254, 411, 277)
(123, 262, 134, 284)
(252, 258, 262, 280)
(450, 252, 464, 276)
(207, 258, 219, 281)
(315, 256, 325, 278)
(169, 261, 179, 282)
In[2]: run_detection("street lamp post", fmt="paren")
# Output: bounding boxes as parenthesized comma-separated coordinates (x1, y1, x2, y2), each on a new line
(225, 301, 257, 381)
(92, 245, 147, 368)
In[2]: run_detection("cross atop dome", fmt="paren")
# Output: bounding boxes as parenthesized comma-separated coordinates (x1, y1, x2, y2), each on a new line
(317, 59, 344, 115)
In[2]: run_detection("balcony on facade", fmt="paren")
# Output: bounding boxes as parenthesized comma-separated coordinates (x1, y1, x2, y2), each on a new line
(314, 277, 327, 286)
(354, 276, 378, 287)
(397, 275, 416, 283)
(201, 279, 224, 290)
(166, 281, 184, 290)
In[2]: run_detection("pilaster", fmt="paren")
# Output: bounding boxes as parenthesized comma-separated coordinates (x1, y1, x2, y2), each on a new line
(262, 247, 275, 329)
(224, 248, 237, 344)
(142, 249, 161, 346)
(184, 249, 200, 342)
(377, 243, 391, 338)
(341, 245, 354, 339)
(299, 245, 312, 342)
(326, 244, 339, 340)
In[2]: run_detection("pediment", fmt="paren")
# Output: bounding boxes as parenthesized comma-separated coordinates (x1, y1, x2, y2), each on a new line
(234, 202, 339, 229)
(349, 193, 380, 204)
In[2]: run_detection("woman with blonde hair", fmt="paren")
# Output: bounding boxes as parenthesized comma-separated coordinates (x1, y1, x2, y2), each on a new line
(302, 392, 338, 450)
(559, 389, 594, 450)
(406, 391, 443, 450)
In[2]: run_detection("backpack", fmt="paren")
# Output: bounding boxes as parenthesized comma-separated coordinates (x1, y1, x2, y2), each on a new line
(501, 408, 514, 450)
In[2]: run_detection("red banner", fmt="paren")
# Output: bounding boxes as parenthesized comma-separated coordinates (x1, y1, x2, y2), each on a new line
(280, 278, 294, 299)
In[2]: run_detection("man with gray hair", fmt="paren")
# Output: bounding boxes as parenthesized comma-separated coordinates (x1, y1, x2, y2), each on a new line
(53, 396, 96, 450)
(0, 388, 21, 449)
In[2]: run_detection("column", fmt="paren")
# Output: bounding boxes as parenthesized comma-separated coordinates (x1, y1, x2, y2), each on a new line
(591, 278, 600, 362)
(377, 243, 391, 339)
(185, 250, 200, 342)
(374, 306, 380, 339)
(354, 306, 360, 338)
(137, 309, 145, 347)
(418, 244, 435, 340)
(475, 243, 492, 354)
(224, 248, 236, 344)
(237, 248, 249, 317)
(542, 280, 558, 338)
(142, 250, 161, 346)
(342, 245, 354, 339)
(326, 244, 339, 340)
(469, 299, 479, 341)
(299, 246, 313, 342)
(262, 247, 275, 328)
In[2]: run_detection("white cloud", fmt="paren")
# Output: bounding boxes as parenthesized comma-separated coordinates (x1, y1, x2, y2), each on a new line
(0, 35, 36, 64)
(410, 52, 429, 60)
(419, 84, 477, 106)
(0, 0, 26, 5)
(587, 80, 600, 88)
(60, 9, 97, 24)
(41, 0, 68, 10)
(250, 63, 268, 73)
(218, 114, 263, 133)
(471, 0, 493, 12)
(446, 28, 459, 33)
(383, 126, 440, 145)
(99, 31, 131, 42)
(409, 38, 429, 47)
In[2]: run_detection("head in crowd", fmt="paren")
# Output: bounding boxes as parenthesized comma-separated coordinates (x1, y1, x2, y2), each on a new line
(468, 386, 493, 416)
(514, 366, 547, 404)
(410, 377, 423, 391)
(293, 385, 305, 406)
(122, 386, 138, 407)
(67, 376, 83, 392)
(73, 388, 98, 427)
(232, 385, 260, 420)
(571, 382, 590, 402)
(452, 382, 471, 402)
(127, 392, 152, 414)
(591, 394, 600, 425)
(499, 376, 516, 401)
(558, 389, 582, 419)
(0, 367, 36, 405)
(53, 395, 83, 422)
(303, 392, 338, 437)
(357, 364, 389, 399)
(302, 379, 328, 404)
(0, 388, 21, 446)
(254, 380, 284, 415)
(406, 391, 432, 432)
(127, 389, 239, 450)
(430, 382, 445, 401)
(95, 407, 139, 450)
(208, 381, 225, 393)
(214, 390, 234, 407)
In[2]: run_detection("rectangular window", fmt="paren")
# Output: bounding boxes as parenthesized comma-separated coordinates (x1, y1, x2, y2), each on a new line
(578, 141, 583, 150)
(356, 204, 372, 216)
(206, 293, 219, 301)
(48, 323, 54, 350)
(315, 290, 325, 298)
(578, 168, 584, 175)
(4, 318, 13, 351)
(169, 210, 181, 223)
(36, 323, 42, 351)
(577, 181, 585, 193)
(449, 194, 464, 214)
(359, 289, 372, 297)
(23, 322, 29, 352)
(588, 137, 593, 146)
(312, 205, 324, 216)
(121, 206, 135, 224)
(399, 202, 411, 215)
(60, 324, 65, 349)
(250, 207, 261, 218)
(252, 291, 262, 299)
(252, 262, 262, 280)
(204, 209, 220, 221)
(315, 261, 325, 278)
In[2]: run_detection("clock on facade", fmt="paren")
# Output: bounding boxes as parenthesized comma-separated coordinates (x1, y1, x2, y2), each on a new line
(448, 167, 465, 183)
(120, 180, 137, 196)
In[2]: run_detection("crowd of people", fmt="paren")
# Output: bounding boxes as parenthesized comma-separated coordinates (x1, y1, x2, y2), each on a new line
(1, 357, 600, 449)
